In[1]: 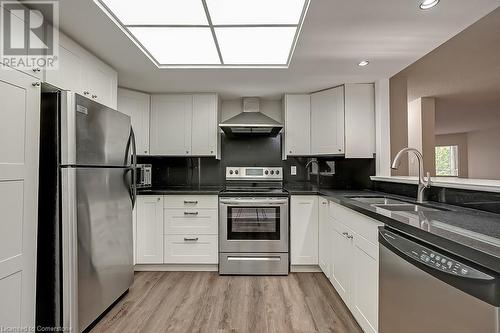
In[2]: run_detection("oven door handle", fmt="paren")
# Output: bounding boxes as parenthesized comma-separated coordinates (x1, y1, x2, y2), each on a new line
(220, 199, 288, 205)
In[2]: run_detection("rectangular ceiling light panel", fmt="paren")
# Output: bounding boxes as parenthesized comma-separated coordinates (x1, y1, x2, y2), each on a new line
(95, 0, 310, 67)
(100, 0, 208, 25)
(129, 27, 221, 65)
(215, 27, 297, 64)
(206, 0, 306, 25)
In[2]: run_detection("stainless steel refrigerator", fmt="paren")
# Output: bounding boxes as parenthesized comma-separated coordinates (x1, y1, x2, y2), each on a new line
(36, 86, 136, 332)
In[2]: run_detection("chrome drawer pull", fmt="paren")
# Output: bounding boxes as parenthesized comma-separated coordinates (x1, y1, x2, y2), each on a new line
(184, 212, 199, 215)
(227, 257, 281, 262)
(184, 200, 198, 204)
(184, 237, 199, 241)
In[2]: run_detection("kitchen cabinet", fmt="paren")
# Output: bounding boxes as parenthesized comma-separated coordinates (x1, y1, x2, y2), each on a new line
(328, 201, 383, 333)
(311, 86, 345, 155)
(344, 83, 375, 158)
(0, 65, 40, 329)
(118, 88, 150, 155)
(318, 197, 330, 276)
(283, 94, 311, 156)
(290, 195, 318, 265)
(191, 94, 220, 156)
(44, 33, 118, 109)
(136, 196, 164, 264)
(150, 94, 220, 157)
(283, 84, 375, 158)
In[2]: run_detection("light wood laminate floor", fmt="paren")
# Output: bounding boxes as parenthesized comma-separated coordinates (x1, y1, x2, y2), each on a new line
(90, 272, 363, 333)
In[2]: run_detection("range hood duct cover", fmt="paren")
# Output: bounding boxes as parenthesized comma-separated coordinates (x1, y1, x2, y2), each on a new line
(219, 98, 283, 137)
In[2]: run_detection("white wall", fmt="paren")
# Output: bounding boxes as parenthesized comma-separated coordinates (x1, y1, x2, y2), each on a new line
(467, 128, 500, 179)
(221, 99, 282, 123)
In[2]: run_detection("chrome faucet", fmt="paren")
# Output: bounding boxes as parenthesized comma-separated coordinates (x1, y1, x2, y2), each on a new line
(305, 159, 320, 190)
(391, 147, 431, 203)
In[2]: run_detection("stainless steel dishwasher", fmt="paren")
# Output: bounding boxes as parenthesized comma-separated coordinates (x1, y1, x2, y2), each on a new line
(379, 227, 500, 333)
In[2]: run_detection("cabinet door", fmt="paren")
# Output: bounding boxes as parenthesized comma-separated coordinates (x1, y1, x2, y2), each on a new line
(0, 66, 40, 328)
(118, 88, 150, 155)
(311, 86, 345, 154)
(330, 218, 352, 304)
(44, 41, 83, 92)
(81, 60, 117, 109)
(284, 94, 311, 156)
(191, 94, 218, 156)
(351, 234, 379, 333)
(136, 196, 164, 264)
(290, 195, 318, 265)
(150, 95, 192, 155)
(345, 83, 375, 158)
(318, 197, 330, 276)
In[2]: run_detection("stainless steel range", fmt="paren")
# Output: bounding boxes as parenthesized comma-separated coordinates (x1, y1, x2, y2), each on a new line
(219, 167, 289, 275)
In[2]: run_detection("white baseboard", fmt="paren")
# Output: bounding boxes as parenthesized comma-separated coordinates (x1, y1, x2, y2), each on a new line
(134, 264, 218, 272)
(290, 265, 322, 273)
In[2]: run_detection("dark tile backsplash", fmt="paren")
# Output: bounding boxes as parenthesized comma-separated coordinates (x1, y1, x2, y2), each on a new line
(373, 181, 500, 214)
(137, 134, 375, 190)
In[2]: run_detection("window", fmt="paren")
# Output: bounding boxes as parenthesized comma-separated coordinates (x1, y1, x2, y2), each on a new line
(435, 145, 459, 176)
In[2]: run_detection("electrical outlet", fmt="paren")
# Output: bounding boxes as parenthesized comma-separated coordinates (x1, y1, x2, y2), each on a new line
(291, 166, 297, 176)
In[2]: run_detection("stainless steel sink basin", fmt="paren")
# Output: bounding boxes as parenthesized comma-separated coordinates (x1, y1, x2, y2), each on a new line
(372, 203, 443, 212)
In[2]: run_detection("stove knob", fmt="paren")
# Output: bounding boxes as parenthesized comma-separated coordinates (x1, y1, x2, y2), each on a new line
(265, 170, 269, 175)
(270, 170, 275, 175)
(235, 170, 239, 175)
(229, 170, 234, 175)
(276, 170, 280, 175)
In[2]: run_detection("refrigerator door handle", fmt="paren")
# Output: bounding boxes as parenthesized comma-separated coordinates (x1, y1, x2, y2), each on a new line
(129, 128, 137, 208)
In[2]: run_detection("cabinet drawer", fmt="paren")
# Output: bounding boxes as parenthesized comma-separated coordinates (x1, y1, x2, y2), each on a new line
(329, 201, 382, 244)
(163, 195, 218, 209)
(164, 209, 218, 235)
(164, 235, 218, 264)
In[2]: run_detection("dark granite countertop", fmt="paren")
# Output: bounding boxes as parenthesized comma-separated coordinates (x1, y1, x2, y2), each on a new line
(294, 186, 500, 275)
(137, 186, 223, 195)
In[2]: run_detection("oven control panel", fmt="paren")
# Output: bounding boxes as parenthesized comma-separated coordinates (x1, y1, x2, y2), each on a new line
(226, 167, 283, 180)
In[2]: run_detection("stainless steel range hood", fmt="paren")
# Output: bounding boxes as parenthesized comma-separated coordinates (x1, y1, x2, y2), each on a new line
(219, 98, 283, 136)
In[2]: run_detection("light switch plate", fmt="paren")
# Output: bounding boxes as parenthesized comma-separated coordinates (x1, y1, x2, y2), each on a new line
(291, 166, 297, 175)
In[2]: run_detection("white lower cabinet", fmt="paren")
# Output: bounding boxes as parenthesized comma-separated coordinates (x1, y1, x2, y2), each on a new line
(164, 235, 218, 264)
(136, 196, 164, 264)
(135, 195, 219, 266)
(327, 201, 383, 333)
(290, 195, 319, 265)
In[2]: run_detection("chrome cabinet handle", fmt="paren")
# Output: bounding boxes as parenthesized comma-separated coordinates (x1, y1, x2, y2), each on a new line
(83, 91, 90, 95)
(184, 212, 199, 215)
(92, 94, 97, 99)
(184, 237, 199, 241)
(184, 200, 198, 204)
(342, 232, 349, 236)
(347, 234, 353, 239)
(32, 68, 41, 72)
(32, 82, 40, 87)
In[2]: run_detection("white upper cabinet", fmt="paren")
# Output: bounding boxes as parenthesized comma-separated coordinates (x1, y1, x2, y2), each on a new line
(290, 195, 319, 265)
(283, 84, 375, 158)
(191, 94, 219, 157)
(150, 94, 220, 157)
(118, 88, 150, 155)
(344, 83, 375, 158)
(311, 86, 345, 155)
(44, 33, 118, 109)
(150, 94, 192, 155)
(283, 94, 311, 156)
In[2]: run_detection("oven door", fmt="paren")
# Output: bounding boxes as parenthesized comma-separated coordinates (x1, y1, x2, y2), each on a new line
(219, 197, 288, 253)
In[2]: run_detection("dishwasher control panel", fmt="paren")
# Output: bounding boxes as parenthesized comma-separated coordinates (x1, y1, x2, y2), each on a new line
(380, 229, 494, 280)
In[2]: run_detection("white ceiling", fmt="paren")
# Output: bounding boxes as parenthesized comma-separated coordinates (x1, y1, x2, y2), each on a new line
(37, 0, 500, 99)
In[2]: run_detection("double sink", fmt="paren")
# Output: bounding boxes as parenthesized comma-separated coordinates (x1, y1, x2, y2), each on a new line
(348, 196, 448, 213)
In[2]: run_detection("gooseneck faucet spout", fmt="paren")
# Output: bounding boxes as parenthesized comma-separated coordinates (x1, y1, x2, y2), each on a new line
(391, 147, 431, 203)
(306, 159, 320, 190)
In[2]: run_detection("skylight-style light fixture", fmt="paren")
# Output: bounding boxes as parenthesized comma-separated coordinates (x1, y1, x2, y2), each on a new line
(94, 0, 310, 68)
(358, 60, 370, 67)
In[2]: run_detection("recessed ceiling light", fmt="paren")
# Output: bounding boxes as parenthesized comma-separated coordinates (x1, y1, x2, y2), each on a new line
(358, 60, 370, 67)
(419, 0, 440, 10)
